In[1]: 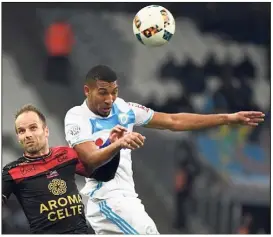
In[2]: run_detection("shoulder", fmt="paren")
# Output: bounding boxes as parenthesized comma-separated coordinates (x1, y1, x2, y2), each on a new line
(115, 97, 129, 108)
(52, 146, 70, 152)
(52, 146, 75, 154)
(2, 157, 25, 172)
(65, 106, 84, 119)
(51, 146, 78, 158)
(114, 97, 140, 113)
(115, 97, 127, 104)
(127, 101, 152, 114)
(115, 98, 153, 116)
(64, 105, 91, 131)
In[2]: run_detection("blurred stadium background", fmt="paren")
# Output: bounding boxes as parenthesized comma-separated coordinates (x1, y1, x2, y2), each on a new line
(2, 2, 270, 234)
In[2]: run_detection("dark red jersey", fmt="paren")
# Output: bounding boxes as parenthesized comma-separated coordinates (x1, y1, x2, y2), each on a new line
(2, 146, 89, 234)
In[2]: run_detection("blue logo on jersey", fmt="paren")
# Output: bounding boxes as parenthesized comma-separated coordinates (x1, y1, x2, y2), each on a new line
(89, 104, 135, 134)
(118, 113, 129, 125)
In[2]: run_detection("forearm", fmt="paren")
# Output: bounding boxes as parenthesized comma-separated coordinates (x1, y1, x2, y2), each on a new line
(77, 142, 121, 170)
(172, 113, 229, 131)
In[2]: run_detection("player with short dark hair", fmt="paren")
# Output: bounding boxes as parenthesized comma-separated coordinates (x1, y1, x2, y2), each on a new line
(3, 104, 143, 234)
(64, 65, 265, 234)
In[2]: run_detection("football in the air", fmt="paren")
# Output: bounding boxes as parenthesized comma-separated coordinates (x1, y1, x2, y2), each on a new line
(133, 5, 175, 47)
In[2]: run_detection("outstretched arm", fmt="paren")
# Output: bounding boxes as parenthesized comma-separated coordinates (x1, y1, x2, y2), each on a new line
(145, 111, 265, 131)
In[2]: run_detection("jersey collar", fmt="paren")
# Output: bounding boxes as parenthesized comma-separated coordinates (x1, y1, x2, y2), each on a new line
(81, 100, 115, 119)
(23, 149, 52, 162)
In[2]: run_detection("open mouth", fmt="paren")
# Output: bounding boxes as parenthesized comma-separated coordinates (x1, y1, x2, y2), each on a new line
(102, 108, 111, 113)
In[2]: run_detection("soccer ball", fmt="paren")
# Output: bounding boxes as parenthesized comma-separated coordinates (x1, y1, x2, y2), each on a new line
(133, 5, 175, 47)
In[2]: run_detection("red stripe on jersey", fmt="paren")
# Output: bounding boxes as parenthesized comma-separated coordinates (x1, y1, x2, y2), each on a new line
(8, 147, 83, 181)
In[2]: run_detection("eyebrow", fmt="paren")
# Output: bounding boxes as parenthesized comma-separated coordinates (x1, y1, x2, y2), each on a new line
(98, 87, 118, 91)
(98, 88, 108, 91)
(17, 123, 38, 129)
(29, 123, 38, 126)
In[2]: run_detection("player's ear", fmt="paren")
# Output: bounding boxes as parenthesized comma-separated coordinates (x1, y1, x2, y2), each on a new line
(18, 140, 24, 148)
(84, 85, 90, 97)
(44, 126, 49, 138)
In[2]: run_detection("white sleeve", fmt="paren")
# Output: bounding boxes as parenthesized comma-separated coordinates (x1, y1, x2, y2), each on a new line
(128, 102, 154, 126)
(64, 108, 94, 147)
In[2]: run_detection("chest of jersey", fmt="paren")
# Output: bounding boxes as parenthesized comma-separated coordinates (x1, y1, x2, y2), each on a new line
(89, 105, 136, 147)
(11, 162, 85, 232)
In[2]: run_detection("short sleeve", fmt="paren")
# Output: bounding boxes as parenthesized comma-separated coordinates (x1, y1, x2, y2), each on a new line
(64, 107, 94, 147)
(128, 102, 154, 126)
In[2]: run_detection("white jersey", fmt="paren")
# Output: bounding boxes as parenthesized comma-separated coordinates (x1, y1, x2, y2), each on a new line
(64, 97, 154, 200)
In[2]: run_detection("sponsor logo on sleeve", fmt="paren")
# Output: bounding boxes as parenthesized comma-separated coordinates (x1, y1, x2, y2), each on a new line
(68, 125, 81, 136)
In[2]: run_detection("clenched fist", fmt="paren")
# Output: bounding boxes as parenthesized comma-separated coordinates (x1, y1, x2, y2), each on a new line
(118, 132, 146, 150)
(109, 125, 146, 150)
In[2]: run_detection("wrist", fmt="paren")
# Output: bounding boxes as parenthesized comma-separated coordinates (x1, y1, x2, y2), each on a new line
(223, 113, 232, 125)
(112, 139, 122, 150)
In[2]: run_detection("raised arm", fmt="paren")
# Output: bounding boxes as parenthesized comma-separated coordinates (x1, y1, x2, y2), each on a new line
(145, 111, 265, 131)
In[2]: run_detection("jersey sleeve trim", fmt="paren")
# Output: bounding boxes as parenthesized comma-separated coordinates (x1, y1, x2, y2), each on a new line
(140, 110, 154, 126)
(70, 138, 94, 147)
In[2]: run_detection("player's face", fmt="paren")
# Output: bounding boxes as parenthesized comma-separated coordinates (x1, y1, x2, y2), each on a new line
(15, 112, 49, 156)
(84, 80, 118, 117)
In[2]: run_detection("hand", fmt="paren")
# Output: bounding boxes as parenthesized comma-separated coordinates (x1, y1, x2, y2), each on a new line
(227, 111, 265, 126)
(109, 125, 127, 143)
(118, 132, 146, 150)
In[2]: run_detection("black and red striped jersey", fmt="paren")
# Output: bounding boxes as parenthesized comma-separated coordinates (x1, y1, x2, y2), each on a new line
(2, 146, 89, 234)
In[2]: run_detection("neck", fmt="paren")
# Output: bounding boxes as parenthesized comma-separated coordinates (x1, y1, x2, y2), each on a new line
(86, 100, 97, 114)
(24, 146, 50, 158)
